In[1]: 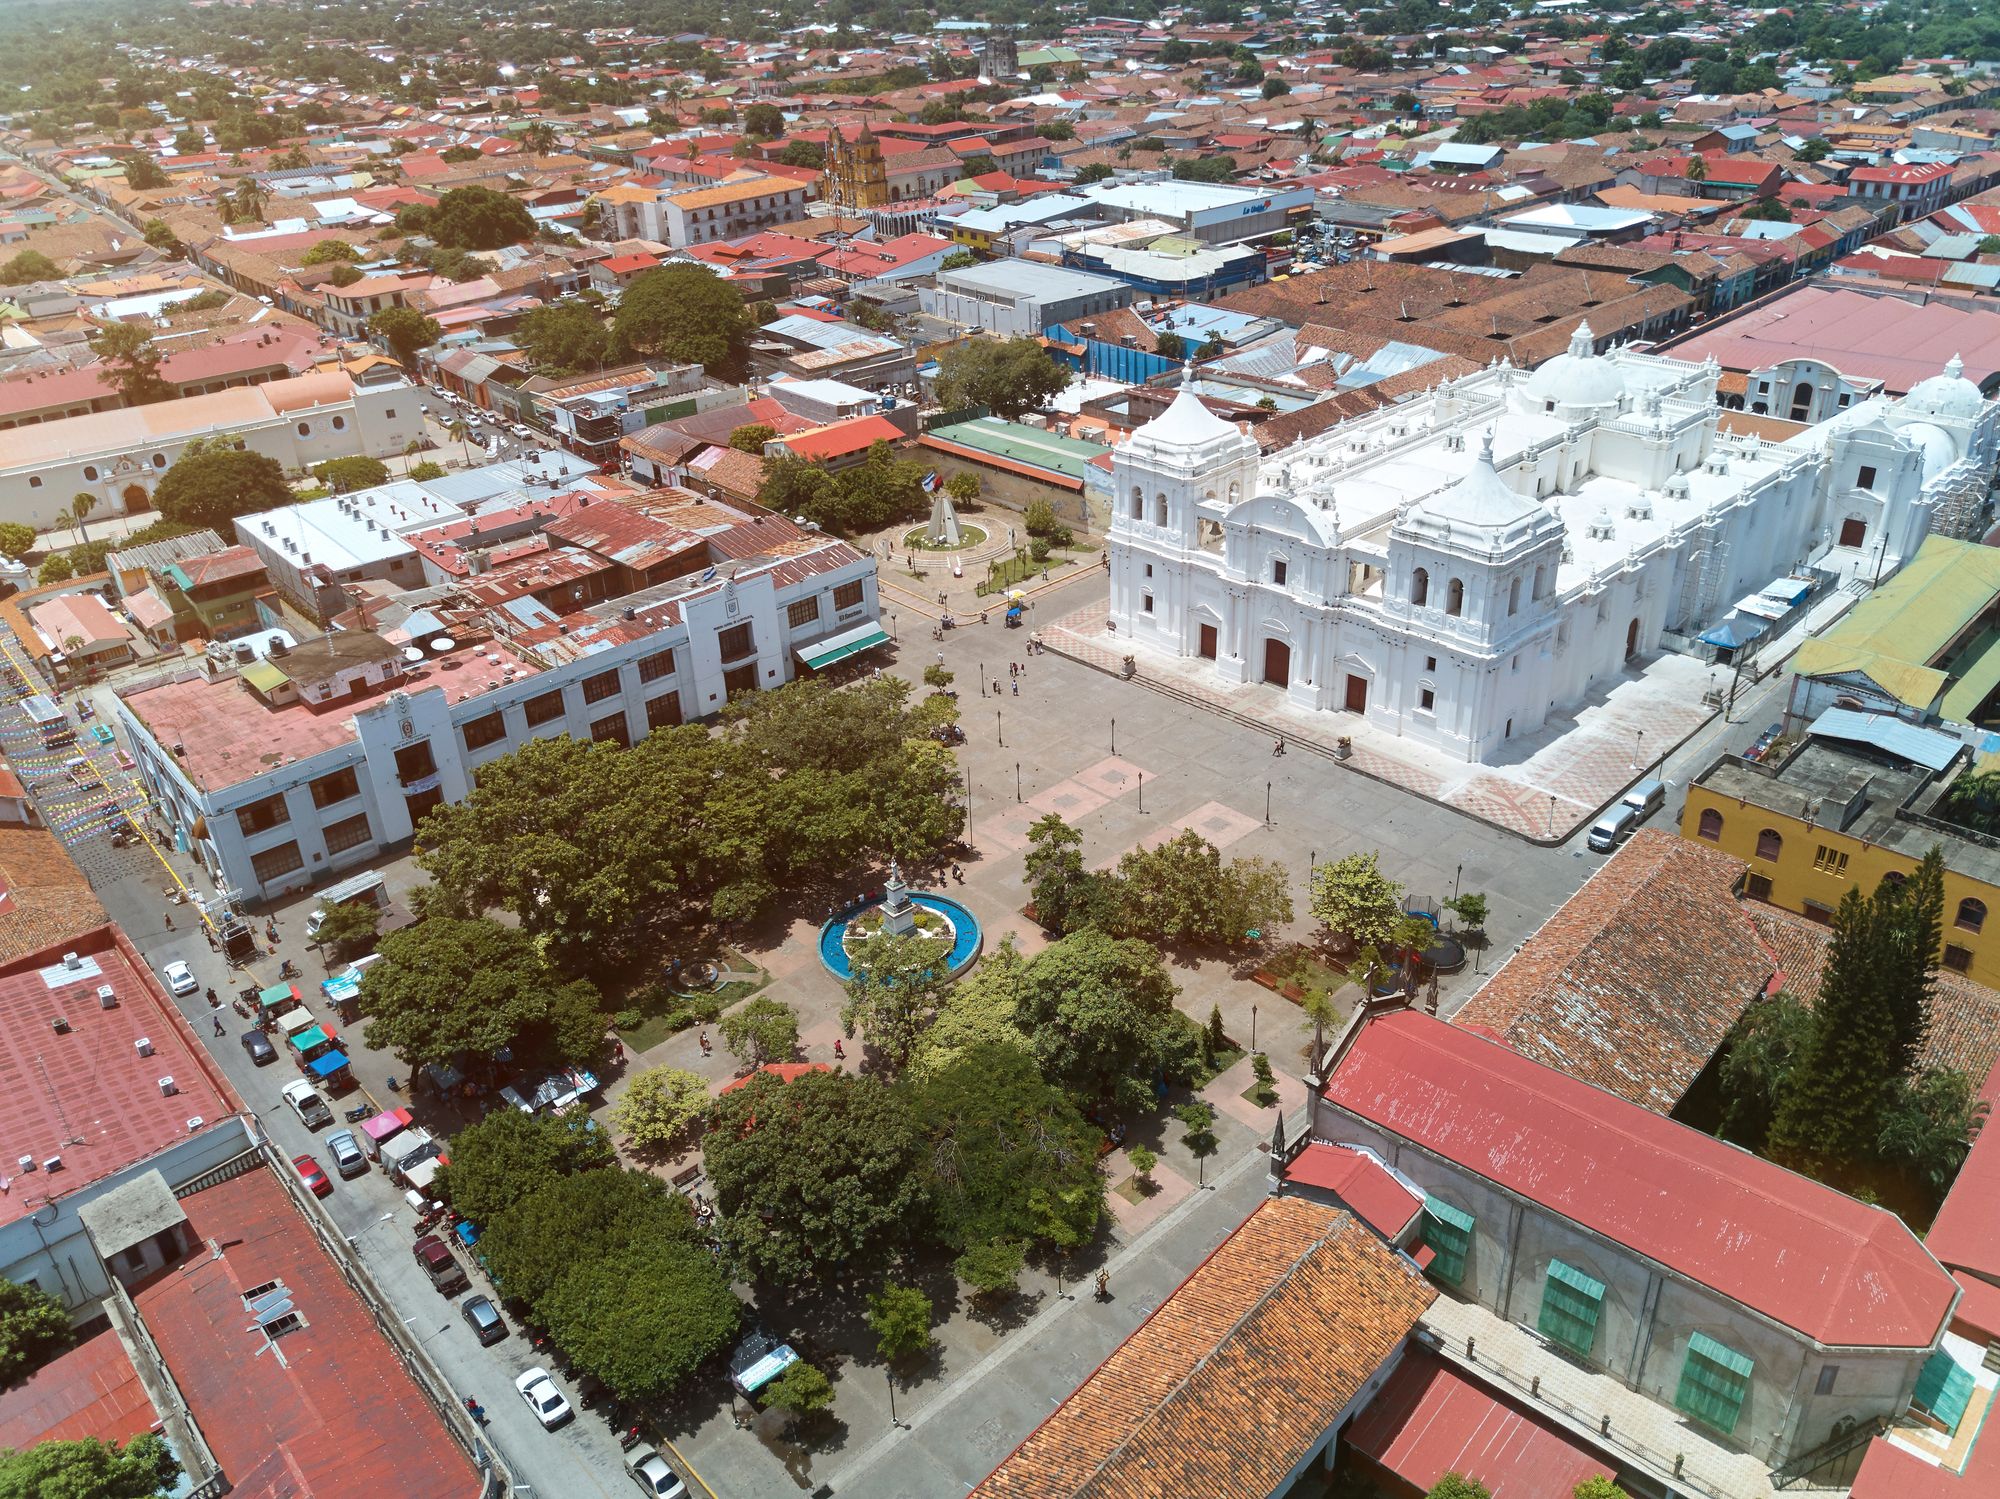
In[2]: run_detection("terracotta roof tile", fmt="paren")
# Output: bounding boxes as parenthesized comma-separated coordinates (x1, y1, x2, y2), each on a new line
(973, 1198, 1433, 1498)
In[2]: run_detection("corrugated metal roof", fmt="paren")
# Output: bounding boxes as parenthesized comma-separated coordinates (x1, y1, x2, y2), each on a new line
(1808, 707, 1964, 771)
(1792, 536, 2000, 707)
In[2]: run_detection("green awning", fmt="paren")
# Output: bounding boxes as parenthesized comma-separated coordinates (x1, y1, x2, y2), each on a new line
(240, 660, 288, 694)
(797, 623, 891, 670)
(1424, 1197, 1475, 1233)
(289, 1025, 330, 1052)
(1538, 1258, 1606, 1356)
(1688, 1330, 1754, 1377)
(1913, 1349, 1976, 1432)
(259, 982, 298, 1008)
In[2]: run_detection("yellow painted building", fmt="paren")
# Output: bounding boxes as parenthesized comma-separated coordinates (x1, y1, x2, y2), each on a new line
(823, 124, 889, 211)
(1680, 713, 2000, 988)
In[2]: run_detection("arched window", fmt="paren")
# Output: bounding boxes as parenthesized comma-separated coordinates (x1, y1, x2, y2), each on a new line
(1154, 493, 1167, 527)
(297, 421, 311, 436)
(1445, 578, 1465, 617)
(1697, 808, 1724, 842)
(1533, 563, 1546, 600)
(151, 452, 167, 468)
(1756, 828, 1782, 861)
(1130, 486, 1143, 520)
(1508, 577, 1521, 616)
(82, 465, 97, 481)
(331, 414, 346, 431)
(1958, 897, 1987, 934)
(1410, 567, 1429, 606)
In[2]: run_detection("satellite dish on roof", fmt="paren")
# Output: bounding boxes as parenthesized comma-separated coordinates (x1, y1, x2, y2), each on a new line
(429, 636, 455, 652)
(402, 647, 425, 663)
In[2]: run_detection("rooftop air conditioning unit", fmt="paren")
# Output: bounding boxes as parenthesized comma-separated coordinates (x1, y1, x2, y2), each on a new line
(97, 984, 117, 1009)
(41, 1156, 61, 1173)
(50, 1016, 69, 1034)
(157, 1076, 176, 1097)
(135, 1037, 153, 1057)
(62, 952, 81, 970)
(15, 1155, 33, 1174)
(185, 1116, 204, 1132)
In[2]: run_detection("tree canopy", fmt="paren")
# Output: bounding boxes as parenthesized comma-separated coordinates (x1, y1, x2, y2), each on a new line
(843, 929, 956, 1070)
(514, 300, 611, 375)
(153, 438, 293, 531)
(754, 440, 929, 535)
(368, 305, 443, 371)
(613, 264, 753, 371)
(611, 1066, 711, 1153)
(1006, 928, 1187, 1110)
(0, 249, 59, 285)
(934, 336, 1073, 420)
(705, 1069, 930, 1287)
(537, 1236, 740, 1402)
(1309, 851, 1407, 954)
(401, 185, 536, 249)
(0, 1277, 71, 1386)
(88, 323, 171, 406)
(0, 1434, 179, 1499)
(311, 456, 390, 493)
(479, 1165, 700, 1311)
(434, 1104, 613, 1229)
(357, 916, 604, 1071)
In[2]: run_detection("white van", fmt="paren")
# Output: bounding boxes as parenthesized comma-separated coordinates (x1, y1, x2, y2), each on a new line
(1621, 777, 1666, 822)
(306, 871, 389, 940)
(1586, 805, 1638, 854)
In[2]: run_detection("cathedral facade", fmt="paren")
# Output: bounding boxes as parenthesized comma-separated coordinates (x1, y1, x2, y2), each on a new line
(822, 124, 889, 211)
(1107, 328, 2000, 763)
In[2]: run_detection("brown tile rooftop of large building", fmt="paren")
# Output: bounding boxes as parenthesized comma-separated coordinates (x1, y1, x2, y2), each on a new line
(0, 825, 106, 964)
(1456, 830, 1777, 1114)
(972, 1197, 1435, 1499)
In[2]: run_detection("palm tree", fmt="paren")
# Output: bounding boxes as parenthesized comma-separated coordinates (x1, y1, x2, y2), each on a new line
(66, 492, 94, 543)
(446, 416, 473, 465)
(522, 121, 557, 155)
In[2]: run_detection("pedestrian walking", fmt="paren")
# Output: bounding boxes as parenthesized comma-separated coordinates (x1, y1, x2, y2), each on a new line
(1273, 737, 1286, 757)
(1095, 1269, 1110, 1300)
(698, 1030, 712, 1055)
(163, 910, 173, 930)
(1011, 679, 1019, 696)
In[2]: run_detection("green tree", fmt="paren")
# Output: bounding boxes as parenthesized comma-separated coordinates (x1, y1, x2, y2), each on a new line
(0, 522, 33, 559)
(1769, 886, 1900, 1163)
(123, 154, 168, 189)
(141, 218, 181, 253)
(520, 121, 559, 154)
(866, 1282, 933, 1362)
(1250, 1051, 1277, 1107)
(514, 300, 610, 375)
(742, 102, 786, 138)
(1742, 199, 1793, 222)
(776, 139, 825, 168)
(54, 494, 94, 546)
(1262, 75, 1292, 98)
(368, 305, 443, 372)
(955, 1236, 1027, 1297)
(1716, 993, 1816, 1150)
(0, 1434, 179, 1499)
(1443, 892, 1488, 932)
(611, 1066, 711, 1154)
(755, 452, 838, 527)
(358, 916, 604, 1072)
(325, 263, 363, 288)
(480, 1166, 701, 1312)
(1428, 1477, 1494, 1499)
(0, 250, 58, 284)
(729, 422, 776, 453)
(300, 238, 360, 265)
(1878, 1069, 1988, 1199)
(760, 1360, 835, 1417)
(0, 1276, 72, 1385)
(1177, 1099, 1219, 1185)
(408, 460, 447, 481)
(1024, 813, 1109, 935)
(1882, 848, 1944, 1077)
(88, 322, 172, 405)
(945, 471, 980, 504)
(538, 1236, 740, 1402)
(1796, 137, 1831, 163)
(1172, 155, 1238, 182)
(941, 248, 976, 270)
(934, 336, 1073, 420)
(1309, 851, 1406, 955)
(434, 1104, 613, 1229)
(704, 1069, 930, 1287)
(311, 456, 390, 493)
(1153, 330, 1186, 361)
(153, 438, 293, 531)
(1573, 1478, 1630, 1499)
(311, 897, 379, 958)
(1075, 162, 1114, 185)
(411, 185, 536, 249)
(843, 929, 955, 1070)
(614, 264, 753, 371)
(909, 1042, 1105, 1253)
(718, 995, 800, 1069)
(1010, 927, 1183, 1109)
(1113, 828, 1293, 946)
(1022, 497, 1058, 537)
(1129, 1144, 1157, 1184)
(36, 555, 73, 585)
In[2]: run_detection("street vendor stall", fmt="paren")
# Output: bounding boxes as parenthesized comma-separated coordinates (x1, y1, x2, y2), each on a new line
(360, 1107, 413, 1161)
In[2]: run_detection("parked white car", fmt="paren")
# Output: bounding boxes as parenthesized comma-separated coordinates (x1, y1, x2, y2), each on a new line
(161, 960, 198, 997)
(515, 1368, 572, 1430)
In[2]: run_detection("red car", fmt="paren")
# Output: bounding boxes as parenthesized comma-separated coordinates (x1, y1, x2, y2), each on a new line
(292, 1153, 332, 1198)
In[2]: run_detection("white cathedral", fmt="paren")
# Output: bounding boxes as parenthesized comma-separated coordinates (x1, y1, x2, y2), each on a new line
(1106, 326, 2000, 763)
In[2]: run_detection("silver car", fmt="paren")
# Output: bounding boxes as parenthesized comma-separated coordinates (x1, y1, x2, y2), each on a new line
(325, 1129, 367, 1178)
(627, 1448, 687, 1498)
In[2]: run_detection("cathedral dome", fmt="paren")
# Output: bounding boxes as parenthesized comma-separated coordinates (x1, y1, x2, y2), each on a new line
(1897, 420, 1960, 480)
(1903, 354, 1985, 422)
(1125, 364, 1259, 460)
(1401, 431, 1559, 551)
(1522, 321, 1627, 414)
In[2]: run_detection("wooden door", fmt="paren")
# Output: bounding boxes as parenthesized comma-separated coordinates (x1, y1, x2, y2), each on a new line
(1344, 673, 1369, 714)
(1198, 623, 1217, 660)
(1262, 637, 1290, 687)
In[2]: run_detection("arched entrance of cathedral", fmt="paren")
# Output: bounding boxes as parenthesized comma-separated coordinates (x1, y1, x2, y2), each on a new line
(1626, 618, 1641, 660)
(122, 483, 150, 514)
(1262, 637, 1291, 688)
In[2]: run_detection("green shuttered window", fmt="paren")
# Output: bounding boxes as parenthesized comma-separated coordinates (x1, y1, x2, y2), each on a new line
(1536, 1258, 1606, 1357)
(1912, 1350, 1975, 1434)
(1421, 1197, 1474, 1284)
(1677, 1331, 1754, 1435)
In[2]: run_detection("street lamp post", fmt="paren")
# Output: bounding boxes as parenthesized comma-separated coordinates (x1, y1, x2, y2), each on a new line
(888, 1370, 906, 1429)
(1137, 770, 1144, 813)
(890, 612, 897, 641)
(997, 709, 1003, 746)
(1547, 794, 1557, 839)
(1632, 728, 1645, 770)
(1251, 1004, 1258, 1051)
(1016, 761, 1022, 802)
(1453, 862, 1462, 903)
(1265, 780, 1272, 825)
(1111, 716, 1116, 756)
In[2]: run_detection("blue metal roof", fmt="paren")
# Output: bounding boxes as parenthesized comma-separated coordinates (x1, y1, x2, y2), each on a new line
(1808, 707, 1962, 772)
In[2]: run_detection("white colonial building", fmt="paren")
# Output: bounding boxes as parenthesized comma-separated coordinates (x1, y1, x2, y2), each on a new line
(1108, 329, 2000, 762)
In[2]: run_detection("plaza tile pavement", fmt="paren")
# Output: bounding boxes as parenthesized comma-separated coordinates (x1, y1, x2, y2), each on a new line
(1045, 599, 1717, 842)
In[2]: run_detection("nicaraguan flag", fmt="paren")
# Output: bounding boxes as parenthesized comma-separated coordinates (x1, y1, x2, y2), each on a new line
(921, 470, 940, 492)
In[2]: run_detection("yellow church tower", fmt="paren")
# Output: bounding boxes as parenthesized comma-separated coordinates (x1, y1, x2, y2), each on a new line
(824, 122, 890, 210)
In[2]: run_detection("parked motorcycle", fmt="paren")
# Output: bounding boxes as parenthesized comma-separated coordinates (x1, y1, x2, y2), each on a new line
(344, 1103, 371, 1123)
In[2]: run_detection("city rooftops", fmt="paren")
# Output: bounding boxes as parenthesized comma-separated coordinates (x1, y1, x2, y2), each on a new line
(0, 925, 236, 1226)
(934, 257, 1127, 302)
(0, 372, 360, 472)
(1083, 178, 1304, 219)
(1325, 1009, 1959, 1348)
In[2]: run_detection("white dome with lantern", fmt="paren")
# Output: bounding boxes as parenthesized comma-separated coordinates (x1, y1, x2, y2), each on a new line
(1519, 321, 1627, 417)
(1903, 354, 1985, 422)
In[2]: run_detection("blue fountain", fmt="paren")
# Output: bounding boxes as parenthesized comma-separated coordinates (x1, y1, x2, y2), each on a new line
(818, 861, 982, 981)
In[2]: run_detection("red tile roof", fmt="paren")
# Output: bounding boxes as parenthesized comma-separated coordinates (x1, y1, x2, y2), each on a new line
(0, 924, 235, 1224)
(1455, 830, 1776, 1113)
(778, 413, 905, 461)
(1324, 1009, 1958, 1348)
(0, 1327, 154, 1451)
(134, 1167, 478, 1499)
(1921, 1075, 2000, 1284)
(973, 1198, 1434, 1498)
(1282, 1141, 1423, 1240)
(1344, 1350, 1614, 1498)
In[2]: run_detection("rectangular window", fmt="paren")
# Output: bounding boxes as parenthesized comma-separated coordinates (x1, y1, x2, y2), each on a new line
(645, 692, 682, 730)
(236, 792, 290, 836)
(1144, 564, 1154, 578)
(309, 767, 359, 809)
(462, 711, 506, 749)
(323, 811, 373, 855)
(250, 841, 304, 885)
(1912, 1350, 1976, 1434)
(718, 622, 754, 661)
(1803, 899, 1835, 925)
(637, 649, 675, 683)
(1676, 1332, 1753, 1436)
(581, 669, 621, 704)
(589, 713, 631, 748)
(788, 596, 821, 628)
(1813, 845, 1850, 876)
(1420, 687, 1436, 711)
(1858, 465, 1877, 490)
(393, 741, 435, 784)
(1142, 593, 1153, 614)
(1271, 559, 1288, 586)
(523, 690, 565, 727)
(1815, 1365, 1840, 1397)
(1420, 1198, 1474, 1285)
(1944, 943, 1973, 973)
(834, 580, 864, 610)
(1536, 1259, 1606, 1358)
(1425, 656, 1438, 672)
(1746, 873, 1773, 901)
